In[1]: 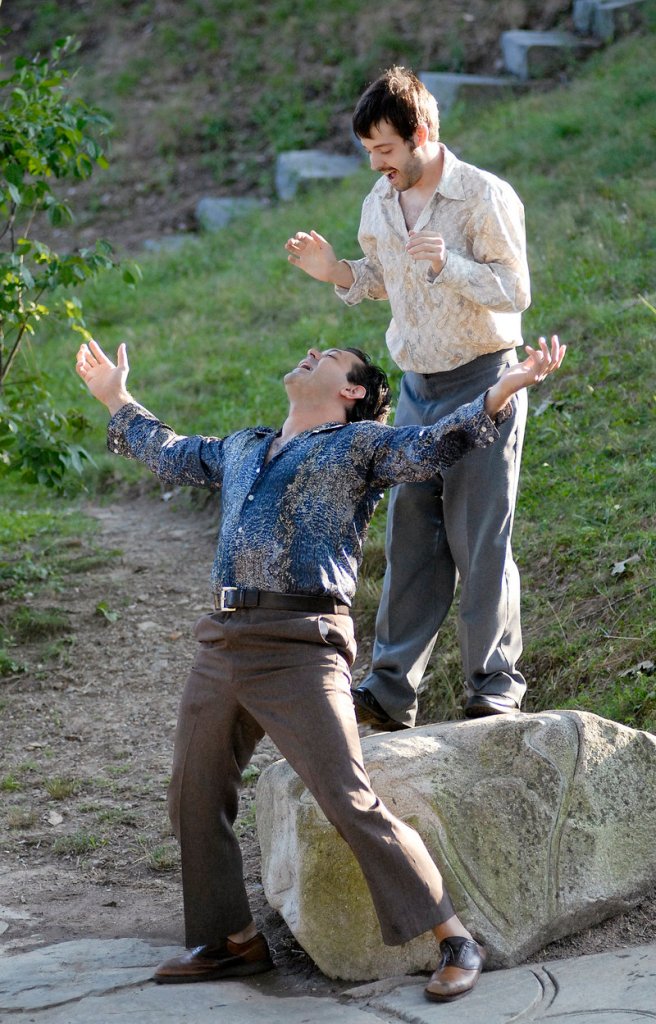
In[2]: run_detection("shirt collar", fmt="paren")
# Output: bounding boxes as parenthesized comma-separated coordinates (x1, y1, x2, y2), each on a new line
(379, 143, 466, 204)
(253, 422, 347, 438)
(434, 145, 466, 201)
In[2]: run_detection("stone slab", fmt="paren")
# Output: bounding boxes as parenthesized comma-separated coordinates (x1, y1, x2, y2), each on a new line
(275, 150, 361, 200)
(2, 938, 655, 1023)
(420, 71, 527, 114)
(574, 0, 647, 39)
(0, 939, 381, 1023)
(501, 29, 598, 80)
(0, 937, 180, 1012)
(574, 0, 600, 32)
(593, 0, 647, 42)
(143, 234, 198, 252)
(347, 943, 656, 1024)
(195, 196, 263, 232)
(14, 983, 378, 1024)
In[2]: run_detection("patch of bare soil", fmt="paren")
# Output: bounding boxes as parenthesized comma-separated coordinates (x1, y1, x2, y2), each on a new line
(0, 490, 345, 994)
(1, 491, 654, 991)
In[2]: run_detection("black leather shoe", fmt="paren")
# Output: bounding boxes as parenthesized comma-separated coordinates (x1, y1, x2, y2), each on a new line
(464, 694, 520, 718)
(351, 686, 409, 731)
(153, 933, 274, 984)
(425, 936, 485, 1002)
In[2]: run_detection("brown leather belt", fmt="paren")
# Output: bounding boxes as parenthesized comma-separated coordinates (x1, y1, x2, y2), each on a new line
(213, 587, 350, 615)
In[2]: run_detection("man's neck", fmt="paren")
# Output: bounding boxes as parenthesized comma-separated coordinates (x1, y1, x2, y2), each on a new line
(280, 400, 346, 442)
(409, 141, 444, 197)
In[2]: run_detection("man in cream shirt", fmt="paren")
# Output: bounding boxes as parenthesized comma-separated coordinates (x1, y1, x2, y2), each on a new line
(286, 66, 531, 730)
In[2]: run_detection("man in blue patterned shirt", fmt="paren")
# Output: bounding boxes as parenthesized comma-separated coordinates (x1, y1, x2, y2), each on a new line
(76, 335, 563, 1003)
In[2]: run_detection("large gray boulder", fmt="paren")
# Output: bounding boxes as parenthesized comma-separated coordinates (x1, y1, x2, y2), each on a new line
(257, 711, 656, 980)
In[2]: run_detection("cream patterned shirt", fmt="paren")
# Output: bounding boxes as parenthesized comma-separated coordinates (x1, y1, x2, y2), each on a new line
(336, 145, 531, 373)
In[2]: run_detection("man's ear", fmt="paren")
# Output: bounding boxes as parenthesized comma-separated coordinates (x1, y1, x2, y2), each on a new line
(340, 383, 367, 402)
(413, 123, 429, 148)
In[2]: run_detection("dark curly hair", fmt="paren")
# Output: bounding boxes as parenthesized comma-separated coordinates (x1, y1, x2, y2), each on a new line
(352, 65, 440, 144)
(344, 348, 392, 424)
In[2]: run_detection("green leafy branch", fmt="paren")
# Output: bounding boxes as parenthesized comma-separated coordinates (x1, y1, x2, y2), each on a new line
(0, 35, 141, 488)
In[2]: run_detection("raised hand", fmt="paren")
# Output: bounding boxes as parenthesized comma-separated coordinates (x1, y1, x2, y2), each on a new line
(285, 229, 354, 287)
(76, 339, 132, 414)
(510, 335, 566, 387)
(484, 335, 566, 418)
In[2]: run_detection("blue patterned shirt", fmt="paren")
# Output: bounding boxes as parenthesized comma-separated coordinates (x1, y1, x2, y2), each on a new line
(107, 396, 508, 606)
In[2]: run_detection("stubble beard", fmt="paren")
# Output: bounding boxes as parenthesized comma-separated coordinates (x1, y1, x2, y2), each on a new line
(389, 149, 425, 192)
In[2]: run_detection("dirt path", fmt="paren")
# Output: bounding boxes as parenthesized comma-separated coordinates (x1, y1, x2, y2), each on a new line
(1, 492, 654, 988)
(0, 491, 342, 992)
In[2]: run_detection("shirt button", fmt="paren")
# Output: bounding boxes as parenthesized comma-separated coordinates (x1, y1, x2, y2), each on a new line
(238, 527, 243, 533)
(256, 468, 260, 474)
(248, 494, 254, 501)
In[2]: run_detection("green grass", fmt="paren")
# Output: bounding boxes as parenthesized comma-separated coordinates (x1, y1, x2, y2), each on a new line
(144, 841, 180, 873)
(44, 776, 82, 800)
(6, 807, 38, 830)
(2, 27, 655, 729)
(0, 489, 119, 671)
(0, 774, 22, 792)
(52, 830, 107, 857)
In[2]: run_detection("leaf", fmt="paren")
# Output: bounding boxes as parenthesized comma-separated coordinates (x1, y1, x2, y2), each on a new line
(20, 265, 35, 289)
(95, 601, 120, 623)
(122, 264, 143, 286)
(11, 86, 29, 106)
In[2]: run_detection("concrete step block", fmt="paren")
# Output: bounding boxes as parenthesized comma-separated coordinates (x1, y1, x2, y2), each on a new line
(574, 0, 647, 38)
(275, 150, 361, 201)
(501, 29, 599, 80)
(419, 71, 529, 115)
(593, 0, 647, 41)
(573, 0, 599, 33)
(195, 196, 264, 232)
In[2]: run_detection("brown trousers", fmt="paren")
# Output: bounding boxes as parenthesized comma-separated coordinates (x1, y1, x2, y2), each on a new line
(168, 609, 454, 948)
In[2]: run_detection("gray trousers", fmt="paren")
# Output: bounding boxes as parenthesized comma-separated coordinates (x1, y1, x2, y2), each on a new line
(168, 609, 454, 948)
(363, 349, 528, 726)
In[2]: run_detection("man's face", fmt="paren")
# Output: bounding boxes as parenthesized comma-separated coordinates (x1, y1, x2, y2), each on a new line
(285, 347, 364, 397)
(359, 120, 425, 191)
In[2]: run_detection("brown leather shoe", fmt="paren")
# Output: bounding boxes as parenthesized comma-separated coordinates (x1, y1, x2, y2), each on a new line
(424, 936, 485, 1002)
(153, 932, 274, 984)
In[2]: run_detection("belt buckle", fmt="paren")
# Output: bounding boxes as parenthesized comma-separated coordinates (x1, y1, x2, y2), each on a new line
(218, 586, 239, 612)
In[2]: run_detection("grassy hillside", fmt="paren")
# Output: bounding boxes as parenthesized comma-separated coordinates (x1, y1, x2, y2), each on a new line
(1, 16, 655, 729)
(1, 0, 575, 249)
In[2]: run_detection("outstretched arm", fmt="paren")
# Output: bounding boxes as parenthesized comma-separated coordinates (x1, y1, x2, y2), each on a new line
(76, 340, 133, 416)
(484, 335, 566, 418)
(77, 339, 227, 490)
(285, 229, 355, 288)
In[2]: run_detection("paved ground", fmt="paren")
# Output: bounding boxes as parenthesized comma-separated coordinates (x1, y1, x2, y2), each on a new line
(1, 937, 655, 1023)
